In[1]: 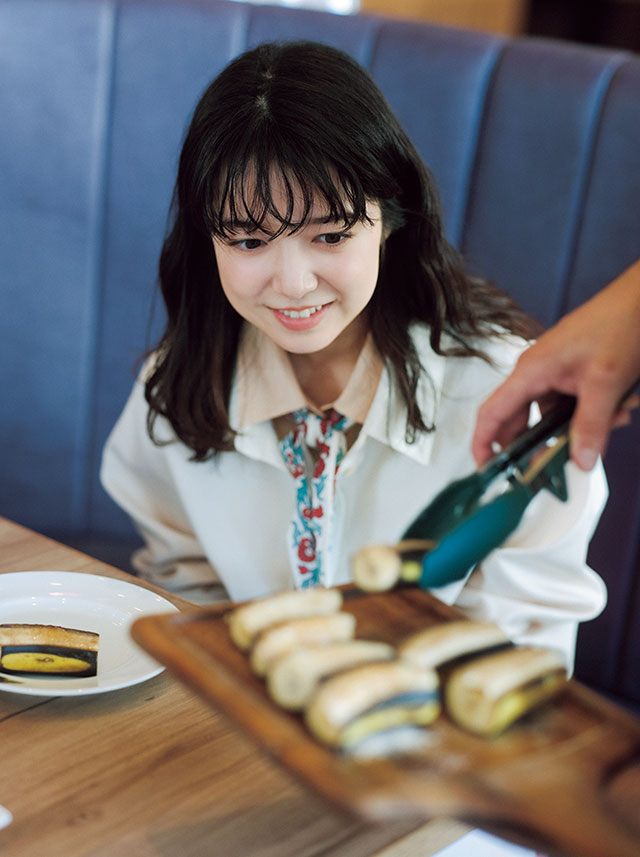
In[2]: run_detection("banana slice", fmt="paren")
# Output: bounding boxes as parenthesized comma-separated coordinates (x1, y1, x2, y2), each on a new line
(445, 646, 567, 737)
(398, 620, 511, 670)
(0, 623, 99, 677)
(250, 612, 356, 676)
(305, 660, 440, 749)
(228, 588, 343, 650)
(267, 639, 395, 710)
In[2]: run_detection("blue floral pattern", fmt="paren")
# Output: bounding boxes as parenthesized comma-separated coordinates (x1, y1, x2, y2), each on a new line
(280, 408, 352, 588)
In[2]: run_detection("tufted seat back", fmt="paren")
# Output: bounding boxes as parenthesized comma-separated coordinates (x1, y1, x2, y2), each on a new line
(1, 0, 638, 707)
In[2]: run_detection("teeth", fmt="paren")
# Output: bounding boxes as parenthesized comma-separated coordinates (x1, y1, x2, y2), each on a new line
(280, 305, 323, 319)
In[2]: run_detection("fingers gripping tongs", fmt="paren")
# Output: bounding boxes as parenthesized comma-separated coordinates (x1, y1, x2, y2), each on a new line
(352, 396, 578, 593)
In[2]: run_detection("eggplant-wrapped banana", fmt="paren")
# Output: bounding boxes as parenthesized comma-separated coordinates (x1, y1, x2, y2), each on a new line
(228, 588, 342, 650)
(0, 623, 99, 677)
(351, 540, 434, 593)
(445, 645, 567, 737)
(398, 620, 511, 671)
(267, 639, 395, 710)
(305, 660, 440, 749)
(250, 612, 356, 676)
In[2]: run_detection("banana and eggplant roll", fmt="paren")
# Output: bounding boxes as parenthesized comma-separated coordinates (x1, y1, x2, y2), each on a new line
(0, 623, 99, 677)
(228, 587, 342, 650)
(250, 612, 356, 676)
(398, 620, 512, 671)
(445, 645, 567, 736)
(351, 540, 434, 593)
(305, 660, 440, 749)
(267, 639, 395, 710)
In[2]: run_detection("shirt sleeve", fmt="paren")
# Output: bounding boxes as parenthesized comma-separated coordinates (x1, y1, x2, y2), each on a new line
(449, 459, 608, 673)
(100, 370, 229, 605)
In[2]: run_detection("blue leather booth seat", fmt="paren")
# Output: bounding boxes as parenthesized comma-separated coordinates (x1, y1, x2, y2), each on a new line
(1, 0, 638, 708)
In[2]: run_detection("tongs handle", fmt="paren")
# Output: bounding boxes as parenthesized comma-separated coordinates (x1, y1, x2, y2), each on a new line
(484, 394, 575, 477)
(490, 374, 640, 477)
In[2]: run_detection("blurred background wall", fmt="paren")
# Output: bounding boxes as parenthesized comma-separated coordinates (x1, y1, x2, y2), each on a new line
(525, 0, 640, 51)
(264, 0, 640, 50)
(358, 0, 528, 34)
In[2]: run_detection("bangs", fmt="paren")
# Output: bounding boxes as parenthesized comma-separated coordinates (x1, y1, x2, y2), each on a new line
(202, 146, 373, 239)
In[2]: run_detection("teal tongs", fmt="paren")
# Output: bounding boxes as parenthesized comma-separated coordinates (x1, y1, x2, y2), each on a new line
(400, 395, 579, 588)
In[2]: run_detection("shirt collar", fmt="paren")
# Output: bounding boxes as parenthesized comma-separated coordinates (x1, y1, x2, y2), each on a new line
(229, 322, 447, 470)
(360, 324, 446, 465)
(230, 323, 384, 428)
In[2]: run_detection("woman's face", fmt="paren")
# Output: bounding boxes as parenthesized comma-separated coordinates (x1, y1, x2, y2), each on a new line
(211, 180, 384, 358)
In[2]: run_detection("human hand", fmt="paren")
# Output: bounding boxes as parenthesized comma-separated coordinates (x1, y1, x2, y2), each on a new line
(472, 262, 640, 471)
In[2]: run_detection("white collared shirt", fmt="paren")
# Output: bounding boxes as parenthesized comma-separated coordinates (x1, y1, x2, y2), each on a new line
(101, 323, 608, 670)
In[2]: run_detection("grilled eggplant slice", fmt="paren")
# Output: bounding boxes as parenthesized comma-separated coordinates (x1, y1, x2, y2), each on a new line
(0, 623, 99, 677)
(445, 645, 567, 736)
(305, 660, 440, 749)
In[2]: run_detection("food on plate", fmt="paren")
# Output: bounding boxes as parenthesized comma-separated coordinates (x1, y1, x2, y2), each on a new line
(351, 540, 434, 592)
(250, 612, 357, 676)
(267, 639, 395, 710)
(228, 588, 343, 650)
(305, 660, 440, 749)
(445, 645, 568, 737)
(398, 620, 512, 670)
(0, 623, 99, 677)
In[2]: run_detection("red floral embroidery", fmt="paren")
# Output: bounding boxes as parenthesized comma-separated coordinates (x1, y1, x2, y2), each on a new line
(298, 537, 316, 562)
(302, 506, 323, 519)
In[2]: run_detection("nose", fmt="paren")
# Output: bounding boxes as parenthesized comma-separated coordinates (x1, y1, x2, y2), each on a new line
(269, 243, 318, 300)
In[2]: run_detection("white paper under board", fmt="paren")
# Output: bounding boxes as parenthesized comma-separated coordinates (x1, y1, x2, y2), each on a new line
(433, 828, 541, 857)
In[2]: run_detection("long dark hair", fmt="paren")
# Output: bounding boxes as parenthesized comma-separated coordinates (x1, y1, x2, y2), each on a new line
(146, 40, 536, 460)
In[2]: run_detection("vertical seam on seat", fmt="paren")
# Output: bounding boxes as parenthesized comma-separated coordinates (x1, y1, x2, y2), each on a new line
(456, 38, 508, 251)
(354, 14, 382, 70)
(554, 54, 629, 318)
(228, 0, 251, 60)
(70, 0, 118, 532)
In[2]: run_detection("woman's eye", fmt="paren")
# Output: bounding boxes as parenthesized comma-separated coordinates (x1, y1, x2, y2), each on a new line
(231, 237, 265, 251)
(317, 231, 349, 246)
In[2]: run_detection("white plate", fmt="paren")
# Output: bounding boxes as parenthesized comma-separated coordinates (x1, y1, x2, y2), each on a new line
(0, 571, 179, 697)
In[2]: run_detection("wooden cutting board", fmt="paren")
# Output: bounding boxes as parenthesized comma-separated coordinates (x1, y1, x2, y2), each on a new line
(131, 586, 640, 857)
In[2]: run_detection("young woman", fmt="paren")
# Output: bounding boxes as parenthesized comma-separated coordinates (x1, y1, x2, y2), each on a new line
(101, 41, 607, 670)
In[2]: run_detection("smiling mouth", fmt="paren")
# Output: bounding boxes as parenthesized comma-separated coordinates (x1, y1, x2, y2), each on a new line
(270, 302, 331, 331)
(277, 304, 325, 319)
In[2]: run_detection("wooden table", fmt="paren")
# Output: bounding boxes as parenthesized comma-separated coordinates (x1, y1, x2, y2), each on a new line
(0, 517, 470, 857)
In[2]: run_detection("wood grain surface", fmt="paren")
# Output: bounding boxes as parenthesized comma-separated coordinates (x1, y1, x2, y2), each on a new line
(0, 518, 469, 857)
(132, 586, 640, 857)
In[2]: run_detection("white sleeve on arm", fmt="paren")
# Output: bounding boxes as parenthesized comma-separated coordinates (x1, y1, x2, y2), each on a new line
(451, 459, 608, 674)
(100, 373, 229, 604)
